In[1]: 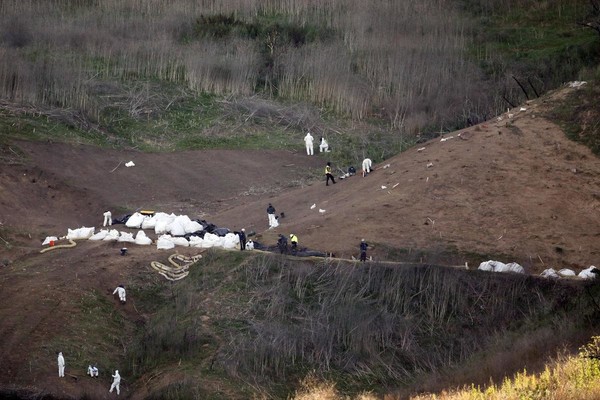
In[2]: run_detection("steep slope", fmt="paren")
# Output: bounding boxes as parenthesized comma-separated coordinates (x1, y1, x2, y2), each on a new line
(210, 86, 600, 273)
(0, 84, 599, 398)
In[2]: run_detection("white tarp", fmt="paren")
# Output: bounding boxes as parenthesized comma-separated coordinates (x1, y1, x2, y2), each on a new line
(66, 227, 95, 240)
(135, 231, 152, 245)
(222, 232, 239, 249)
(117, 231, 135, 243)
(558, 269, 576, 277)
(155, 213, 176, 235)
(42, 236, 59, 245)
(478, 260, 524, 274)
(125, 212, 145, 229)
(188, 236, 204, 248)
(156, 234, 175, 250)
(540, 268, 560, 279)
(102, 229, 120, 241)
(579, 266, 598, 280)
(89, 230, 108, 241)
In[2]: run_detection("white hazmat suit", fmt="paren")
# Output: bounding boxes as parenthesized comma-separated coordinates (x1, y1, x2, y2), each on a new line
(57, 352, 65, 377)
(88, 365, 99, 377)
(103, 211, 112, 227)
(361, 158, 372, 177)
(109, 370, 121, 395)
(113, 285, 126, 303)
(304, 132, 314, 155)
(319, 137, 329, 152)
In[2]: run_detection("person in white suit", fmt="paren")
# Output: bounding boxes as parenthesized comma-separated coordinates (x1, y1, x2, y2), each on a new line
(57, 352, 65, 377)
(113, 285, 126, 303)
(103, 211, 112, 227)
(304, 132, 314, 155)
(361, 158, 373, 177)
(319, 137, 329, 152)
(88, 364, 99, 377)
(109, 370, 121, 395)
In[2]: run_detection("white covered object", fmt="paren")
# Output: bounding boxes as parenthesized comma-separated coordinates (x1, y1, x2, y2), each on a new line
(558, 269, 576, 277)
(222, 233, 239, 249)
(184, 220, 203, 234)
(167, 215, 191, 236)
(117, 231, 135, 243)
(42, 236, 59, 245)
(540, 268, 560, 279)
(102, 229, 120, 241)
(125, 212, 145, 228)
(501, 262, 525, 274)
(478, 260, 524, 274)
(478, 260, 506, 272)
(579, 266, 598, 280)
(201, 233, 220, 248)
(156, 235, 175, 250)
(141, 215, 157, 230)
(188, 236, 205, 247)
(89, 230, 109, 241)
(246, 240, 255, 250)
(155, 213, 176, 235)
(125, 161, 135, 167)
(134, 231, 152, 245)
(67, 227, 95, 240)
(171, 236, 190, 247)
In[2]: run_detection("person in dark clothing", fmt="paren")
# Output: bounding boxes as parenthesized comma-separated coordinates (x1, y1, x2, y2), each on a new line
(237, 229, 247, 250)
(267, 203, 277, 228)
(325, 162, 336, 186)
(277, 234, 288, 254)
(289, 233, 298, 255)
(359, 239, 368, 262)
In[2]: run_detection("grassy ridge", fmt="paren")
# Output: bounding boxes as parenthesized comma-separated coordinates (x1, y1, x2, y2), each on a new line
(113, 250, 600, 398)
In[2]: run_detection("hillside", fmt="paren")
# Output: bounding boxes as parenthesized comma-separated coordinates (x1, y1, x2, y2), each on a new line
(0, 84, 599, 399)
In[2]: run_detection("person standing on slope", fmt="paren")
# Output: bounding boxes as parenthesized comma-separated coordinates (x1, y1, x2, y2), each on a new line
(267, 203, 278, 228)
(57, 352, 65, 378)
(304, 132, 314, 155)
(325, 162, 336, 186)
(359, 239, 369, 262)
(289, 233, 298, 255)
(109, 370, 121, 395)
(362, 158, 373, 177)
(238, 228, 247, 251)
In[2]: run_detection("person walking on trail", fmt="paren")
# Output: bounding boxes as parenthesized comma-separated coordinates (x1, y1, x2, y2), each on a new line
(325, 162, 336, 186)
(238, 229, 247, 251)
(319, 137, 329, 153)
(304, 132, 314, 155)
(267, 203, 278, 228)
(362, 158, 373, 177)
(109, 370, 121, 395)
(359, 239, 369, 262)
(57, 352, 65, 378)
(113, 285, 126, 303)
(289, 233, 298, 255)
(277, 234, 288, 254)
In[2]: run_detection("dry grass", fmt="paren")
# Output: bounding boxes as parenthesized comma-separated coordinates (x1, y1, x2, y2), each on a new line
(0, 0, 491, 134)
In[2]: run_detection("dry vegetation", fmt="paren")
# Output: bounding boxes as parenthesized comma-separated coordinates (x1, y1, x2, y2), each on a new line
(0, 0, 491, 135)
(121, 251, 600, 398)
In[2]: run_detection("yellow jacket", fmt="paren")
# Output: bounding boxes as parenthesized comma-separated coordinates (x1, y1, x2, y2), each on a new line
(290, 234, 298, 244)
(325, 165, 332, 174)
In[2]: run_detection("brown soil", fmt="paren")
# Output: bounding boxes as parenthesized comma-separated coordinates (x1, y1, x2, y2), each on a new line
(0, 85, 599, 398)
